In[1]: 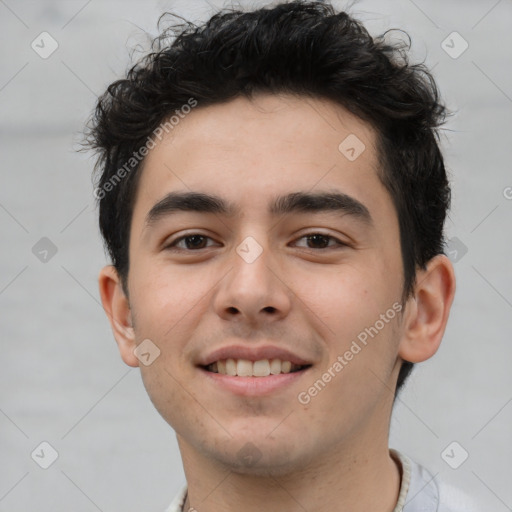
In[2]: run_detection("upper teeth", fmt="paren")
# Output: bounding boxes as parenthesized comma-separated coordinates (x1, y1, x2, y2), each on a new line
(207, 358, 303, 377)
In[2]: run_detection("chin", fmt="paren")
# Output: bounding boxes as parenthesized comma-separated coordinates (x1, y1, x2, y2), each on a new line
(205, 435, 313, 477)
(218, 450, 298, 477)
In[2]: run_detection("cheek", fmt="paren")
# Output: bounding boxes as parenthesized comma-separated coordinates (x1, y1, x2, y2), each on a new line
(130, 261, 213, 337)
(298, 309, 401, 437)
(300, 264, 401, 390)
(139, 359, 205, 441)
(304, 264, 386, 342)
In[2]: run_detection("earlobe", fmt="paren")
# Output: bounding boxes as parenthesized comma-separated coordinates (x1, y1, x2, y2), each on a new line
(98, 265, 139, 367)
(398, 254, 456, 364)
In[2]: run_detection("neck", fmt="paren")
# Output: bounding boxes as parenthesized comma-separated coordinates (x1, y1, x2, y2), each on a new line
(178, 430, 401, 512)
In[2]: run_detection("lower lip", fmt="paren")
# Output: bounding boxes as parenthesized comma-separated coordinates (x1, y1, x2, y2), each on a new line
(199, 367, 310, 397)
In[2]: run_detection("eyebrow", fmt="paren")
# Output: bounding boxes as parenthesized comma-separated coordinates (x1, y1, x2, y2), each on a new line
(144, 190, 373, 229)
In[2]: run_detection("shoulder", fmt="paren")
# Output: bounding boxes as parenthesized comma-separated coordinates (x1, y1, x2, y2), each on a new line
(437, 479, 482, 512)
(391, 450, 481, 512)
(163, 485, 187, 512)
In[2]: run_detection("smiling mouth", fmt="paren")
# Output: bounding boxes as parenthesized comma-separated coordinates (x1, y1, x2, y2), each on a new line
(203, 358, 311, 377)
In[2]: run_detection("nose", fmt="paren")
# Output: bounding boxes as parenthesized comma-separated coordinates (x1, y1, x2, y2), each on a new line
(212, 235, 292, 326)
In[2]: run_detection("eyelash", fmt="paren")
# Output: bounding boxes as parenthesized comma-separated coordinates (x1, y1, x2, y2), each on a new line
(165, 233, 348, 252)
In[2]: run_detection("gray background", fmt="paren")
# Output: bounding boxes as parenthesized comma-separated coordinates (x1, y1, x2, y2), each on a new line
(1, 0, 511, 510)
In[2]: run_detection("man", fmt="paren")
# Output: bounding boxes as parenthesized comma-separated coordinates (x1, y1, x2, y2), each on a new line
(86, 1, 479, 510)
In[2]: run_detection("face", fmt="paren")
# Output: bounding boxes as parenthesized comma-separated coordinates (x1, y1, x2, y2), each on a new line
(124, 94, 407, 474)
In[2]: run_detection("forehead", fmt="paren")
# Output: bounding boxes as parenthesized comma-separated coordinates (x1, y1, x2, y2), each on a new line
(131, 93, 390, 226)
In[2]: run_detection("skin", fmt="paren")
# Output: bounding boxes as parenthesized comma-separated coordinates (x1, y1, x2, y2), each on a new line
(99, 93, 456, 512)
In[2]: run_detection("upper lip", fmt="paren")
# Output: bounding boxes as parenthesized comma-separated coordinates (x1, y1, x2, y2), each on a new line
(198, 345, 313, 367)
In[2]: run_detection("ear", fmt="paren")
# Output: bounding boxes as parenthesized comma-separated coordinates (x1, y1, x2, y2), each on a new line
(398, 254, 456, 363)
(98, 265, 139, 367)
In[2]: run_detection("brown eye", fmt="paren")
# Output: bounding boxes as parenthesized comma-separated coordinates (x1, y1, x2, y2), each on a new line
(166, 234, 216, 251)
(294, 233, 345, 250)
(182, 235, 208, 249)
(305, 234, 331, 249)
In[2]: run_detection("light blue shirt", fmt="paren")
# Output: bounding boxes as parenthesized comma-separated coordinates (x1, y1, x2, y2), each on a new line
(165, 450, 480, 512)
